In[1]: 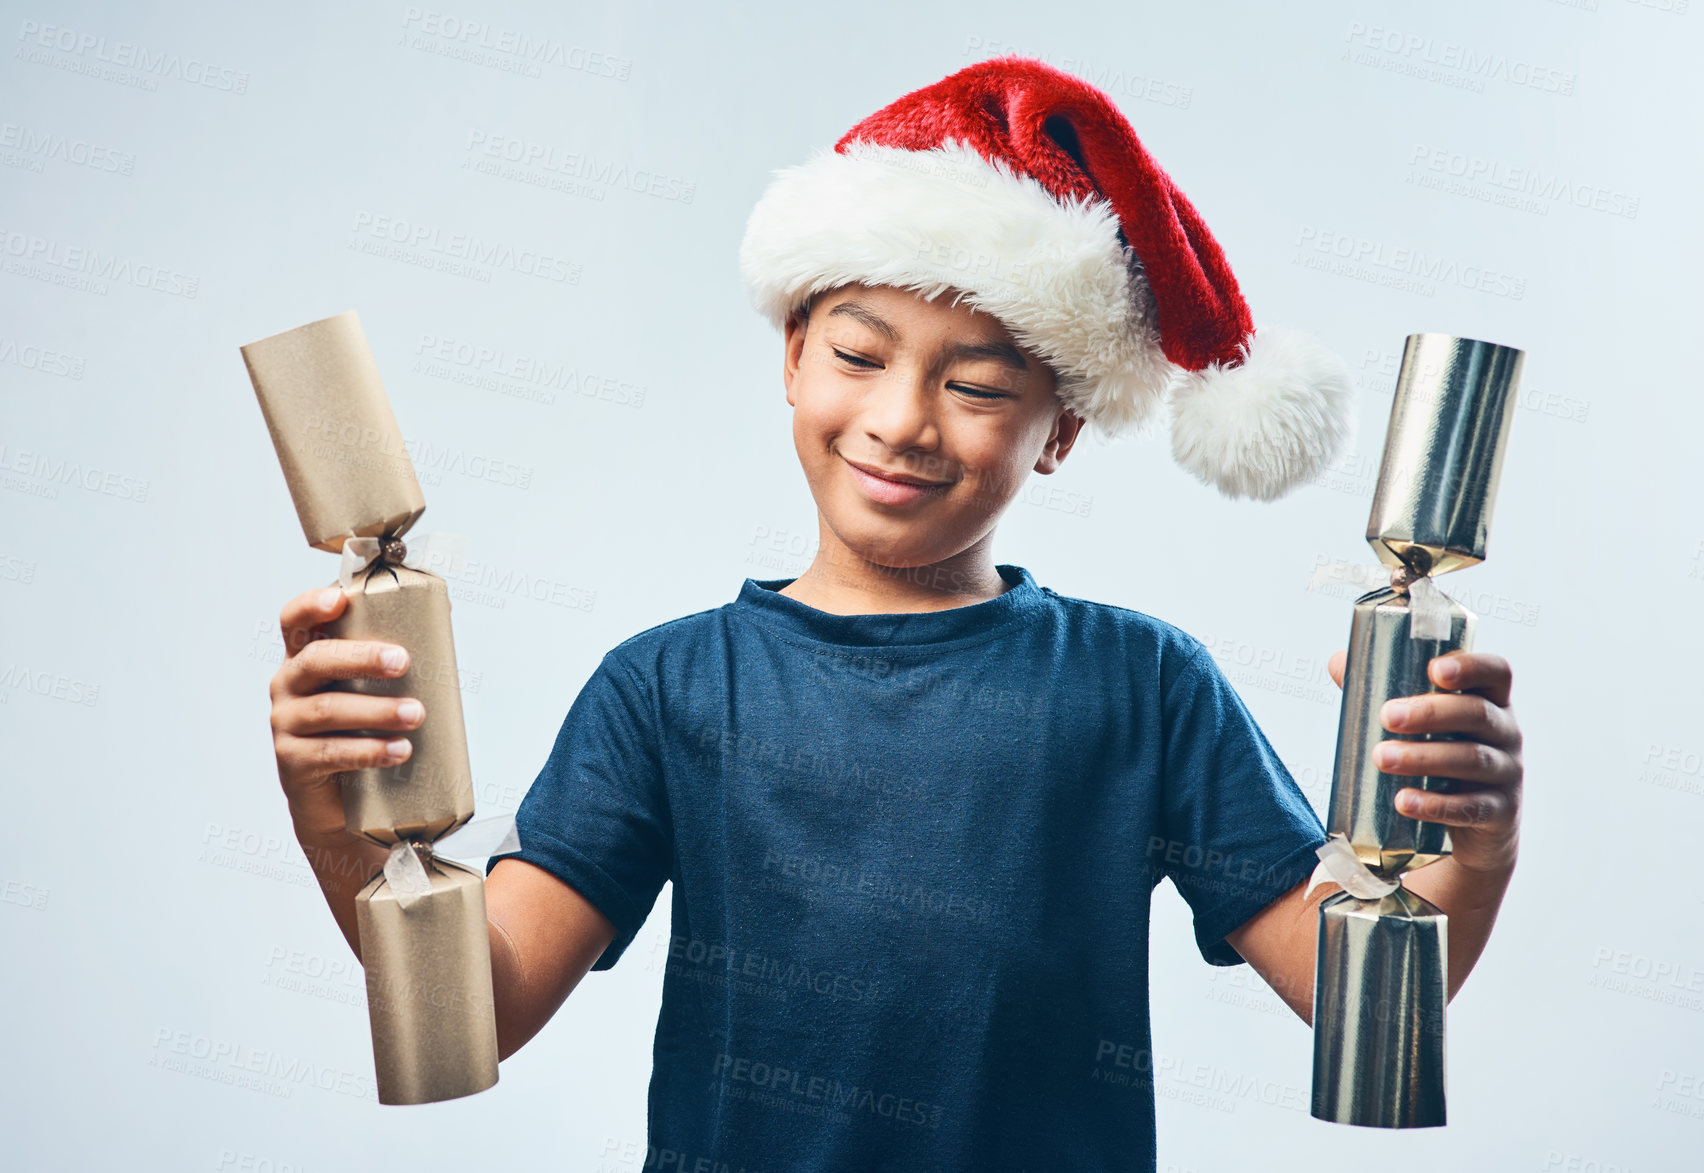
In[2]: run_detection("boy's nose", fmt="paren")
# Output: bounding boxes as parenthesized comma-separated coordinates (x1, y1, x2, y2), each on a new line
(858, 371, 941, 455)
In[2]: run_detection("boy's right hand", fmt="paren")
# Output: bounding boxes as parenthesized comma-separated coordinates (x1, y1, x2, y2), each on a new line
(271, 587, 620, 1060)
(268, 586, 425, 844)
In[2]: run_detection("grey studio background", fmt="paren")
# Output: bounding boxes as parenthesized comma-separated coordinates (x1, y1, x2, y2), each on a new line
(0, 0, 1697, 1170)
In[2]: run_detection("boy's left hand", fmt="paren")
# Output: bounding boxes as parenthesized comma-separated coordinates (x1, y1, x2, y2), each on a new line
(1326, 649, 1523, 874)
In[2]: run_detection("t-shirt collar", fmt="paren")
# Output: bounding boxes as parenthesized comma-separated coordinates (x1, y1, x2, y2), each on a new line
(733, 563, 1045, 650)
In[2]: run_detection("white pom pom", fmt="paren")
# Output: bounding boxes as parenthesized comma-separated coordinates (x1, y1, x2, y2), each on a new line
(1166, 326, 1356, 502)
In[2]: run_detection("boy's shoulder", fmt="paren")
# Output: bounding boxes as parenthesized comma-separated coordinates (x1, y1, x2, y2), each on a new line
(598, 598, 730, 668)
(1035, 581, 1213, 669)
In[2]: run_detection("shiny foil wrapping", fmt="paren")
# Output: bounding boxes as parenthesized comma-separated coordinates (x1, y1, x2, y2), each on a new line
(355, 852, 499, 1105)
(240, 310, 426, 553)
(1311, 332, 1524, 1130)
(1312, 888, 1447, 1128)
(1327, 586, 1476, 875)
(1365, 334, 1525, 577)
(325, 561, 476, 846)
(242, 309, 499, 1106)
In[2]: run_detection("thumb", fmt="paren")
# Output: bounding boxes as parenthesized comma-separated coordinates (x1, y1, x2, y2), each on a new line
(1327, 648, 1347, 690)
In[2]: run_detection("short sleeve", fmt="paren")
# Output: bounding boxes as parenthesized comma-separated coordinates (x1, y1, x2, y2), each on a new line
(485, 651, 673, 971)
(1157, 643, 1327, 966)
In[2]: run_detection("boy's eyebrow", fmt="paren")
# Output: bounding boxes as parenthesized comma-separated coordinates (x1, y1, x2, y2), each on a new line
(826, 299, 1031, 373)
(942, 340, 1030, 374)
(825, 300, 899, 340)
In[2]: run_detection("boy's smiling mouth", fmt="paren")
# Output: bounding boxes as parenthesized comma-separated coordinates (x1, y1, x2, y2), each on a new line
(841, 455, 953, 505)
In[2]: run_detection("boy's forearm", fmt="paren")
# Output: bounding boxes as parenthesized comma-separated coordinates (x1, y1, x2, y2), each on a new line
(294, 818, 539, 1062)
(1235, 849, 1517, 1026)
(1396, 851, 1517, 1000)
(293, 820, 390, 960)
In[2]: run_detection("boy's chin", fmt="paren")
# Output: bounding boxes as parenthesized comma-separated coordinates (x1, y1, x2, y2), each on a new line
(821, 516, 973, 572)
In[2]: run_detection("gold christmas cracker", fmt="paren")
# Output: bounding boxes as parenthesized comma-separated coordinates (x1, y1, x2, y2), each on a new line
(242, 310, 498, 1105)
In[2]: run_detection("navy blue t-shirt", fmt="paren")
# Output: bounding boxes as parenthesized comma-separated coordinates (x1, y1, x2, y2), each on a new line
(493, 564, 1326, 1172)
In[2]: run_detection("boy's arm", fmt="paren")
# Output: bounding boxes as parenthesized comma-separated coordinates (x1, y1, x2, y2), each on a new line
(485, 858, 620, 1060)
(273, 587, 619, 1062)
(1225, 857, 1518, 1025)
(292, 831, 617, 1060)
(1225, 649, 1523, 1025)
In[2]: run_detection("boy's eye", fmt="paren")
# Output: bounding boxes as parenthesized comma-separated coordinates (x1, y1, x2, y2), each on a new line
(828, 347, 1009, 399)
(830, 347, 880, 370)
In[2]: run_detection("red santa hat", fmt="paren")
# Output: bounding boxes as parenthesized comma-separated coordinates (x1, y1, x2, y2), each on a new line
(739, 56, 1355, 502)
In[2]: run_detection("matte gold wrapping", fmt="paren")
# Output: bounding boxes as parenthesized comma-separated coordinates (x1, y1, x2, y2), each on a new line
(1327, 585, 1476, 875)
(1311, 888, 1448, 1128)
(241, 310, 426, 553)
(243, 307, 500, 1107)
(355, 853, 499, 1106)
(325, 562, 476, 846)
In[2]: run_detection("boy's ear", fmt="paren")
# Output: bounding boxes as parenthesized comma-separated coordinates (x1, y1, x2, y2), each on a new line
(1035, 407, 1086, 475)
(783, 311, 807, 407)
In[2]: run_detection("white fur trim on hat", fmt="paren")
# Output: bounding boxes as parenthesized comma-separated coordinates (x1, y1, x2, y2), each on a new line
(739, 140, 1174, 435)
(1166, 326, 1357, 501)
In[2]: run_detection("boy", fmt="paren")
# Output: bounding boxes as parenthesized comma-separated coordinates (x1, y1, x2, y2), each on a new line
(266, 59, 1522, 1171)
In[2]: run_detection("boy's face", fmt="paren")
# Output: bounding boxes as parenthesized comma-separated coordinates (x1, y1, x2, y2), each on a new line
(783, 283, 1083, 570)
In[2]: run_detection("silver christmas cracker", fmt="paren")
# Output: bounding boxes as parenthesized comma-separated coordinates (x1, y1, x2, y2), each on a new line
(1311, 333, 1524, 1129)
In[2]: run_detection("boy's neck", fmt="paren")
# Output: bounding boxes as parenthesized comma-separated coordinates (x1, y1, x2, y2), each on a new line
(777, 531, 1011, 616)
